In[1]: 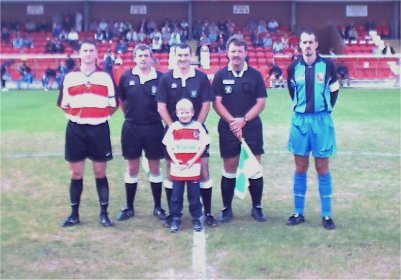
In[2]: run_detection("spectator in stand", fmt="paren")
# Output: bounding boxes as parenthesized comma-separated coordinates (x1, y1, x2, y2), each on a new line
(89, 20, 98, 33)
(268, 62, 285, 88)
(59, 29, 68, 41)
(151, 33, 163, 53)
(263, 34, 273, 48)
(67, 28, 80, 50)
(268, 19, 279, 33)
(99, 19, 108, 35)
(382, 41, 395, 55)
(217, 38, 226, 52)
(345, 22, 358, 41)
(114, 54, 123, 66)
(126, 28, 139, 43)
(1, 60, 14, 91)
(38, 19, 52, 32)
(180, 19, 189, 41)
(17, 62, 33, 90)
(12, 33, 24, 49)
(56, 61, 68, 87)
(1, 27, 11, 44)
(338, 27, 346, 40)
(94, 28, 105, 42)
(63, 10, 74, 32)
(247, 19, 258, 34)
(10, 19, 20, 32)
(25, 20, 36, 33)
(23, 33, 34, 48)
(281, 34, 290, 49)
(208, 29, 218, 43)
(46, 37, 65, 53)
(53, 23, 63, 37)
(273, 40, 285, 53)
(257, 19, 268, 35)
(75, 11, 83, 32)
(138, 27, 146, 43)
(65, 54, 76, 73)
(146, 18, 157, 34)
(169, 29, 181, 47)
(103, 49, 115, 78)
(192, 19, 203, 40)
(116, 39, 128, 54)
(198, 32, 211, 57)
(42, 67, 58, 91)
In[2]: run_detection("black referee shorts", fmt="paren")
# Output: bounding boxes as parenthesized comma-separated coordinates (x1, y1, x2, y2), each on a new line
(121, 121, 164, 160)
(218, 117, 264, 158)
(65, 121, 113, 162)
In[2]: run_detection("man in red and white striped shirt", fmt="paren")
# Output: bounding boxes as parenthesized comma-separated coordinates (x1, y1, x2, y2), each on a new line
(58, 40, 118, 228)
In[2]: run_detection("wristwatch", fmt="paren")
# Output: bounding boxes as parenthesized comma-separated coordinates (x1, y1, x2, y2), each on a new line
(243, 116, 249, 123)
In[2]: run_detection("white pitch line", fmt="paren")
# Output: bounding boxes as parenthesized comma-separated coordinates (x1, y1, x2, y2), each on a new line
(192, 230, 207, 279)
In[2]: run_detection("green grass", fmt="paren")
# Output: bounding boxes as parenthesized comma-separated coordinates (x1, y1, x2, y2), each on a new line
(1, 88, 400, 279)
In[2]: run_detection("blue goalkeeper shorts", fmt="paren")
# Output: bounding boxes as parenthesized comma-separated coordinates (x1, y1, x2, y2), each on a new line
(288, 111, 336, 158)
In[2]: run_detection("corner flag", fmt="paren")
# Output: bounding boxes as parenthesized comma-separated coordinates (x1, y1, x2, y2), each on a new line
(235, 139, 262, 199)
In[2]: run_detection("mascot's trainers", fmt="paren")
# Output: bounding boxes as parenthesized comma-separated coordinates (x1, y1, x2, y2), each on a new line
(117, 208, 134, 221)
(322, 217, 336, 230)
(286, 213, 305, 226)
(162, 215, 172, 228)
(100, 213, 114, 227)
(153, 207, 167, 220)
(205, 214, 218, 227)
(62, 215, 80, 227)
(170, 217, 181, 233)
(192, 218, 203, 232)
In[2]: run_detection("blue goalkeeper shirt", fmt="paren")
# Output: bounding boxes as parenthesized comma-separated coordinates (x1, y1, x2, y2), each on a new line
(287, 55, 339, 113)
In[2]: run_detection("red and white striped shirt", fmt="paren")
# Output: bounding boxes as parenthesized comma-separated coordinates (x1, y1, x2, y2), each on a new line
(162, 121, 210, 181)
(58, 69, 117, 125)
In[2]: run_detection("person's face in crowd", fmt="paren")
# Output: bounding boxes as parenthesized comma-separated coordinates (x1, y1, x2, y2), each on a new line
(175, 47, 191, 71)
(299, 32, 318, 58)
(79, 43, 97, 65)
(227, 43, 247, 69)
(134, 48, 153, 70)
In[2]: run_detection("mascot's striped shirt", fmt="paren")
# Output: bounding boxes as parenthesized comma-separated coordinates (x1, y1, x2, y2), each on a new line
(58, 69, 117, 125)
(162, 120, 210, 181)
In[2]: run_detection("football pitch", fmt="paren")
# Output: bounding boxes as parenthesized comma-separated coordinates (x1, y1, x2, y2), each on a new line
(1, 88, 400, 279)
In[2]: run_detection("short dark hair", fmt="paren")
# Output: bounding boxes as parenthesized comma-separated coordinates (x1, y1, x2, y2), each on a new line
(133, 43, 153, 57)
(175, 43, 192, 54)
(299, 28, 318, 41)
(80, 40, 97, 49)
(226, 35, 248, 51)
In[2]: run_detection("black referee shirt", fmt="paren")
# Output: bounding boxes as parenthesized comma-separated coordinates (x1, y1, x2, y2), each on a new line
(118, 67, 163, 125)
(212, 63, 267, 118)
(156, 68, 214, 122)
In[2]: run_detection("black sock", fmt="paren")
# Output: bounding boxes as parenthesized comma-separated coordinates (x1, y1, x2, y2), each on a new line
(70, 178, 83, 217)
(125, 183, 137, 210)
(165, 187, 173, 213)
(150, 182, 162, 209)
(221, 176, 235, 209)
(249, 177, 264, 207)
(96, 177, 109, 214)
(200, 188, 212, 215)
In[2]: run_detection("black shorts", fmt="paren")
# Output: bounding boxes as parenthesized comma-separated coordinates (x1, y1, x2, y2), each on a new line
(218, 117, 264, 158)
(121, 121, 164, 160)
(163, 124, 210, 160)
(65, 121, 113, 162)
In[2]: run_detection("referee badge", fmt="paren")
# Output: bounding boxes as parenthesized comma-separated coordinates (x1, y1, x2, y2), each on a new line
(151, 85, 157, 95)
(190, 90, 198, 98)
(129, 80, 135, 86)
(85, 81, 91, 88)
(171, 83, 178, 89)
(224, 85, 233, 94)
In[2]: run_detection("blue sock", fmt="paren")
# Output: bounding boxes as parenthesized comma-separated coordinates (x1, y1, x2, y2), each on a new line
(318, 173, 333, 217)
(294, 172, 307, 215)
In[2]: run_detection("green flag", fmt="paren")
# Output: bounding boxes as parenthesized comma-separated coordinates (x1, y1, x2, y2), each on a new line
(235, 139, 262, 199)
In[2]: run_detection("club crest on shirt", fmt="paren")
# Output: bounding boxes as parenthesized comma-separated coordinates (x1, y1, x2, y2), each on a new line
(171, 83, 178, 89)
(190, 90, 198, 98)
(193, 130, 200, 138)
(85, 81, 91, 88)
(129, 80, 135, 86)
(151, 85, 157, 95)
(317, 73, 325, 83)
(224, 86, 233, 94)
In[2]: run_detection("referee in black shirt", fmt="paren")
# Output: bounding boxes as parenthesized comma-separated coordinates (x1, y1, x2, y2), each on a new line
(212, 36, 268, 223)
